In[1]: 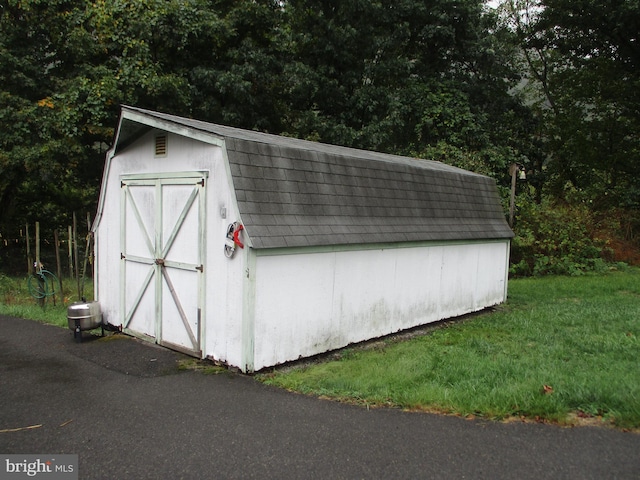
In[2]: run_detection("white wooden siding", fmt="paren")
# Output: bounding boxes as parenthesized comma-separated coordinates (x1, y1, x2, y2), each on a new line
(251, 241, 509, 371)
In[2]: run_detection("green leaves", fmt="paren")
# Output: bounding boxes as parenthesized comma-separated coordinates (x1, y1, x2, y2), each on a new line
(1, 0, 638, 267)
(509, 198, 611, 276)
(280, 0, 526, 157)
(500, 0, 640, 208)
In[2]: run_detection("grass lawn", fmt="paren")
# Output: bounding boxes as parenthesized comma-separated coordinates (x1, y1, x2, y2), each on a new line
(0, 273, 93, 327)
(257, 268, 640, 430)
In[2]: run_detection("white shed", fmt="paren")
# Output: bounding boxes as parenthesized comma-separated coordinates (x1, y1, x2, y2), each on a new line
(93, 106, 513, 372)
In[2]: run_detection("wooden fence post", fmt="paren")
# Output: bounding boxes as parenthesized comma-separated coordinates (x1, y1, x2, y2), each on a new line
(73, 212, 80, 300)
(54, 229, 64, 304)
(26, 223, 32, 276)
(35, 222, 44, 307)
(35, 222, 40, 270)
(79, 212, 92, 300)
(68, 225, 73, 278)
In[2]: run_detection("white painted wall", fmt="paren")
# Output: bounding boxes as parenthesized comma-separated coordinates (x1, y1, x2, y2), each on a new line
(251, 241, 510, 371)
(94, 131, 247, 368)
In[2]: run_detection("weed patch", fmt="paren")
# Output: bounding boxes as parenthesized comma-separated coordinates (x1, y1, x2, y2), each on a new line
(0, 275, 93, 327)
(177, 358, 229, 375)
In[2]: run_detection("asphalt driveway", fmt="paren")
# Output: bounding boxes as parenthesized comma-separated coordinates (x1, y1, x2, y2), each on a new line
(1, 315, 639, 479)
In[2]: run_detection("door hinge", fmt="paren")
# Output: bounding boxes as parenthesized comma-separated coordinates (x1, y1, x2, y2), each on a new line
(198, 178, 205, 187)
(196, 265, 204, 272)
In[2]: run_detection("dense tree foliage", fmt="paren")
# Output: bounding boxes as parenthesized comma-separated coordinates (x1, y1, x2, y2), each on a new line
(1, 0, 638, 274)
(282, 0, 526, 162)
(499, 0, 640, 207)
(495, 0, 640, 273)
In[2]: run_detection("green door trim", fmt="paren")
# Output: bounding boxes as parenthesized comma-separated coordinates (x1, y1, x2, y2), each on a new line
(120, 171, 208, 356)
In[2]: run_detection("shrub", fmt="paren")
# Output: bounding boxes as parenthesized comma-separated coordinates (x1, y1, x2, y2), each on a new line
(0, 274, 22, 304)
(510, 199, 610, 276)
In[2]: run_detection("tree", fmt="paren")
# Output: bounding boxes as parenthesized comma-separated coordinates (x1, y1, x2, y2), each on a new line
(1, 0, 535, 243)
(498, 0, 640, 208)
(187, 0, 288, 132)
(279, 0, 534, 190)
(0, 0, 227, 235)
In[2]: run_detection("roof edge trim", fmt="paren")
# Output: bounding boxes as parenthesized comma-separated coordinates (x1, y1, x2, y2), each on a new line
(253, 237, 512, 256)
(119, 106, 225, 149)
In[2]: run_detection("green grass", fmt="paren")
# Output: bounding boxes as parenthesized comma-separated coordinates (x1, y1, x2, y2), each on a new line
(0, 273, 93, 328)
(258, 268, 640, 430)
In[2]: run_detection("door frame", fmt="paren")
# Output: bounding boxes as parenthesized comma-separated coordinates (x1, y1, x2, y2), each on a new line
(120, 171, 208, 357)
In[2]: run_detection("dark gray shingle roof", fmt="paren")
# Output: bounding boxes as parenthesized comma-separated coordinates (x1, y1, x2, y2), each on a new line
(120, 106, 513, 248)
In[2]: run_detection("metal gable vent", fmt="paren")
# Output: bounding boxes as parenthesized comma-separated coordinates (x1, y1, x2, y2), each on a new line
(155, 134, 167, 156)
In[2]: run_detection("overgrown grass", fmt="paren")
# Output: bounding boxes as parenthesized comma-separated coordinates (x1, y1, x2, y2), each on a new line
(0, 273, 93, 328)
(258, 268, 640, 430)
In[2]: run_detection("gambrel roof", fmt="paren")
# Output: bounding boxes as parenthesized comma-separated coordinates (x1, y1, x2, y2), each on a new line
(111, 106, 513, 249)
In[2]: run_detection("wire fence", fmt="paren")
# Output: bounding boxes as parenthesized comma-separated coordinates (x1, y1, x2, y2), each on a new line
(0, 215, 93, 280)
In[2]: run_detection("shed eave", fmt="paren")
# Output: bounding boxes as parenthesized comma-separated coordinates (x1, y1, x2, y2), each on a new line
(116, 106, 225, 153)
(250, 237, 512, 257)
